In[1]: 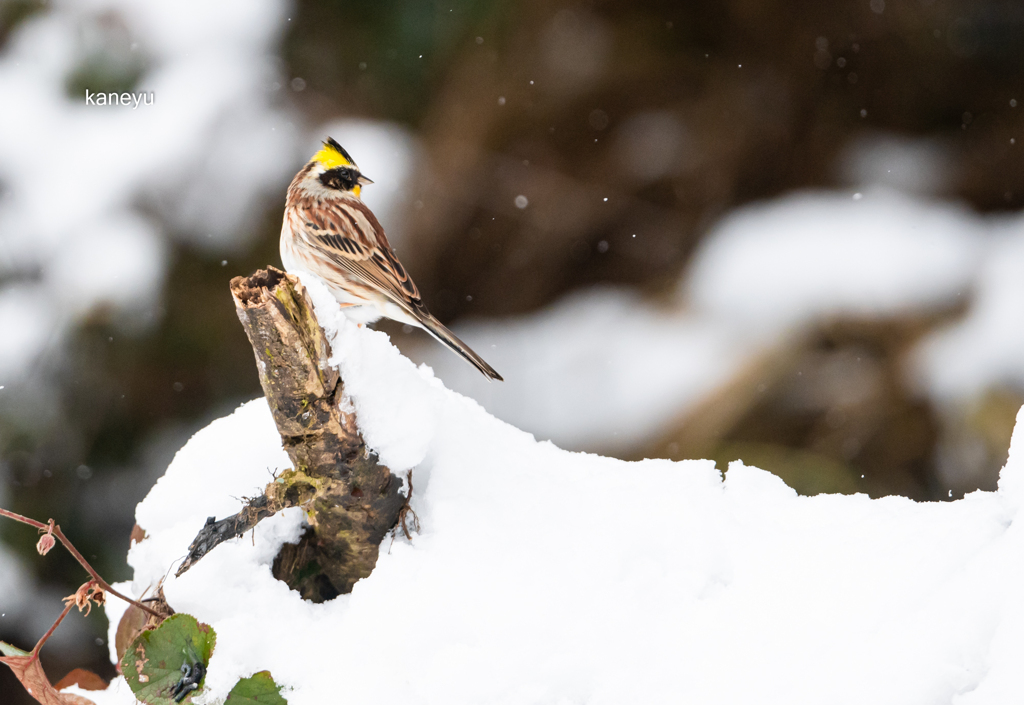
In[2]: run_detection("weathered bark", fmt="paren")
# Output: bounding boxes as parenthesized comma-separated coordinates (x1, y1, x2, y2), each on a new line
(176, 267, 406, 600)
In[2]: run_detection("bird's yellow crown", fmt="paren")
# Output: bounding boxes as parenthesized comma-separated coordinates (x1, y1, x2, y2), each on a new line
(311, 137, 355, 169)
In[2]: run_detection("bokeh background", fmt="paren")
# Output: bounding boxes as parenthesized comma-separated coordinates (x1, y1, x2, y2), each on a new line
(4, 0, 1024, 699)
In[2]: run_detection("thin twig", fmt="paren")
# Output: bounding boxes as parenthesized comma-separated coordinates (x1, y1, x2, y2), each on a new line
(31, 600, 76, 657)
(0, 507, 47, 530)
(0, 507, 161, 619)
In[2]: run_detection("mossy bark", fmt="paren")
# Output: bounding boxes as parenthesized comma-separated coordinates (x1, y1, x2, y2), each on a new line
(177, 267, 406, 600)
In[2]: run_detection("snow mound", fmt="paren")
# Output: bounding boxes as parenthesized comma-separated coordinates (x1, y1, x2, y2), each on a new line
(100, 279, 1024, 705)
(913, 222, 1024, 401)
(683, 188, 982, 332)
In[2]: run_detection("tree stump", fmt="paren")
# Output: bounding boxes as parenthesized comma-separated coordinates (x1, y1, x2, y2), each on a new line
(177, 267, 407, 601)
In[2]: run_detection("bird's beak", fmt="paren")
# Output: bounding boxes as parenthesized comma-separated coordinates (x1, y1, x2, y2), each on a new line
(357, 174, 374, 186)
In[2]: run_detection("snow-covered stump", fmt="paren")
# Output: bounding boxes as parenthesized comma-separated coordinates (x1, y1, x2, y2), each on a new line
(176, 267, 406, 600)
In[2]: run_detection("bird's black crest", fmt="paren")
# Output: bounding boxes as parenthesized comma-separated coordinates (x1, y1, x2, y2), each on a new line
(324, 137, 355, 165)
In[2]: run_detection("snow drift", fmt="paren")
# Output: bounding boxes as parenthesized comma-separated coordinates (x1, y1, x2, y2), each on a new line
(77, 275, 1024, 705)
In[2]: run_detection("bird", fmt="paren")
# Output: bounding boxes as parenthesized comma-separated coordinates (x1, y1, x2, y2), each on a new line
(280, 137, 503, 381)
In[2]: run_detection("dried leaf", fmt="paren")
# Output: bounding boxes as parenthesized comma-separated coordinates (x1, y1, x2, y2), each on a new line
(130, 524, 148, 545)
(0, 642, 97, 705)
(53, 669, 108, 691)
(115, 587, 174, 666)
(115, 604, 149, 665)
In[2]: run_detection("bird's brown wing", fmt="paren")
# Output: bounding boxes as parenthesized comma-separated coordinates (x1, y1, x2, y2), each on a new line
(290, 196, 424, 312)
(289, 195, 504, 381)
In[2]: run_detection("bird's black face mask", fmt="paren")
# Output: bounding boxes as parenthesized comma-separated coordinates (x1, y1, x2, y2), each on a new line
(320, 167, 360, 191)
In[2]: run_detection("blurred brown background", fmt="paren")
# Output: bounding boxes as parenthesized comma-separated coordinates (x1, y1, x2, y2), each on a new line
(3, 0, 1024, 700)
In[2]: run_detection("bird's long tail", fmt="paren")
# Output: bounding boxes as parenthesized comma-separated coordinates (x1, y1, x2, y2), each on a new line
(416, 312, 503, 381)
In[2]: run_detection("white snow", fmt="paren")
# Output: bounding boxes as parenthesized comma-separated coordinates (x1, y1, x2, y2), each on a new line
(83, 275, 1024, 705)
(0, 284, 61, 379)
(839, 133, 952, 195)
(682, 188, 983, 333)
(912, 220, 1024, 401)
(0, 543, 30, 617)
(0, 0, 297, 378)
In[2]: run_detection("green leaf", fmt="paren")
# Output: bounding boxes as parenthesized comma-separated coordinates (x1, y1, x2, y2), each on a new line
(225, 671, 288, 704)
(0, 642, 30, 658)
(120, 613, 216, 705)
